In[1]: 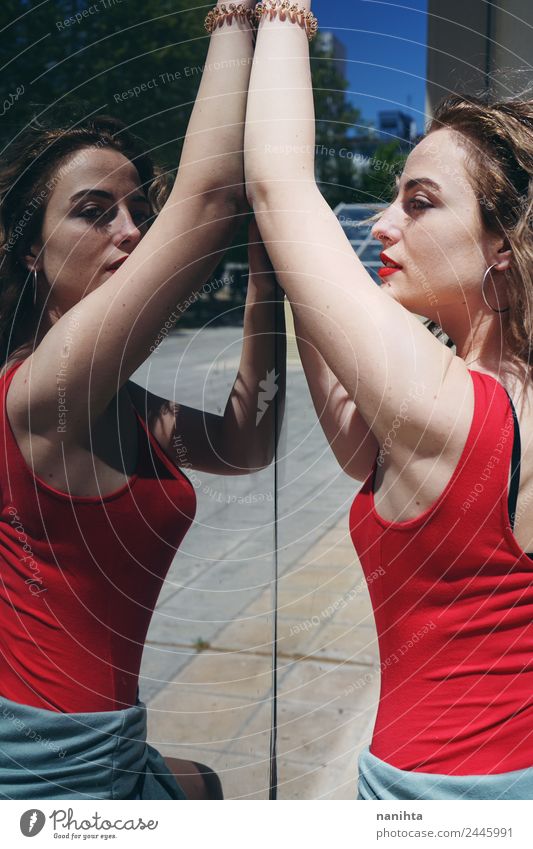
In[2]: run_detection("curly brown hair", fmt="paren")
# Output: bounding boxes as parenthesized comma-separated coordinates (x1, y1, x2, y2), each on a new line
(0, 114, 173, 369)
(424, 93, 533, 367)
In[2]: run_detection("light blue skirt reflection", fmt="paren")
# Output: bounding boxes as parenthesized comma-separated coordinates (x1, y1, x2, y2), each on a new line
(0, 692, 186, 800)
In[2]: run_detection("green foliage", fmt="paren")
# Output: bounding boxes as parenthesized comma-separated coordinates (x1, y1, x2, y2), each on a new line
(354, 141, 407, 204)
(0, 0, 207, 170)
(0, 5, 365, 326)
(310, 38, 361, 209)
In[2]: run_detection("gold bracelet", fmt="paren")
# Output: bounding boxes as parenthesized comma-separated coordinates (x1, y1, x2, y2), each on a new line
(255, 1, 318, 42)
(205, 3, 256, 34)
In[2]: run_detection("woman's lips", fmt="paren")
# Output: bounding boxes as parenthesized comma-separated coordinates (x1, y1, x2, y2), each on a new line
(107, 257, 128, 273)
(379, 251, 403, 280)
(378, 266, 402, 279)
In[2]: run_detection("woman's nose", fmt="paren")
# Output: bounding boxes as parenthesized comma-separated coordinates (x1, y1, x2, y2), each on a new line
(371, 210, 402, 245)
(114, 208, 143, 245)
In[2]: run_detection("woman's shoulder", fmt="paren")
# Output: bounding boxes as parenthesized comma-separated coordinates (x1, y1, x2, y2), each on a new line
(0, 354, 28, 380)
(0, 341, 36, 379)
(469, 361, 532, 417)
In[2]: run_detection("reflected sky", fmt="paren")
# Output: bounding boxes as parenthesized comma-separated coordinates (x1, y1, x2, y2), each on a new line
(313, 0, 428, 133)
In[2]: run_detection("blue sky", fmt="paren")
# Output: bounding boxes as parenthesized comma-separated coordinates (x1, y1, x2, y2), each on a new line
(313, 0, 428, 133)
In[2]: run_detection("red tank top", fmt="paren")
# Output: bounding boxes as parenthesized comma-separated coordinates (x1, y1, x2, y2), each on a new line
(0, 361, 196, 712)
(350, 368, 533, 775)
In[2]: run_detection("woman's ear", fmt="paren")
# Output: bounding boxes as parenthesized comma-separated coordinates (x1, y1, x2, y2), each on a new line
(22, 247, 41, 274)
(493, 235, 512, 272)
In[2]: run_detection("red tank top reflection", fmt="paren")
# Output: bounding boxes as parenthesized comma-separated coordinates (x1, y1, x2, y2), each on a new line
(350, 369, 533, 775)
(0, 361, 196, 712)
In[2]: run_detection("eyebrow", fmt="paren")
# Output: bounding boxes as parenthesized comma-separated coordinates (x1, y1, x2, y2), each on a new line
(395, 176, 442, 193)
(69, 189, 150, 205)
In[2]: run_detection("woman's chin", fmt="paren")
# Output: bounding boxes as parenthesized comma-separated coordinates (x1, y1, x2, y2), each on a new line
(380, 280, 396, 295)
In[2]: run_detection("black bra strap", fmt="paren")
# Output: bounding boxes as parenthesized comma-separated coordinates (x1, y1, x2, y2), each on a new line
(505, 389, 521, 531)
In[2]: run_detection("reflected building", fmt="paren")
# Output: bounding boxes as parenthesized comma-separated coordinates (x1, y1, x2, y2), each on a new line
(426, 1, 533, 118)
(315, 30, 348, 78)
(378, 110, 418, 149)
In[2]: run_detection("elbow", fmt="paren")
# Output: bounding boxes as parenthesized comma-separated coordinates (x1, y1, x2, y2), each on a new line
(168, 179, 249, 223)
(240, 440, 275, 474)
(218, 442, 274, 475)
(223, 458, 272, 476)
(245, 176, 271, 213)
(245, 175, 291, 213)
(244, 157, 285, 211)
(225, 183, 251, 218)
(245, 149, 318, 211)
(246, 175, 320, 216)
(203, 184, 250, 219)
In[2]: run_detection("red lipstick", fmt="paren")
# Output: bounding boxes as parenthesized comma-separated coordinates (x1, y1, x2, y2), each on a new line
(378, 267, 401, 279)
(378, 252, 403, 280)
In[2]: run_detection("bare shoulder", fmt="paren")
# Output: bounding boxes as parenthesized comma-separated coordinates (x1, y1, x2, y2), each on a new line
(382, 353, 474, 465)
(423, 354, 474, 455)
(4, 357, 38, 436)
(372, 357, 477, 523)
(0, 353, 28, 377)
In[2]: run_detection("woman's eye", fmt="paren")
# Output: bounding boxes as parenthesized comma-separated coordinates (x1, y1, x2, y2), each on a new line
(79, 205, 151, 226)
(79, 205, 112, 223)
(80, 206, 102, 218)
(409, 197, 432, 210)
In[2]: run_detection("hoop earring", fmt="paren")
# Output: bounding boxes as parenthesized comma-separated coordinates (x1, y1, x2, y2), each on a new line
(481, 263, 509, 314)
(32, 269, 37, 307)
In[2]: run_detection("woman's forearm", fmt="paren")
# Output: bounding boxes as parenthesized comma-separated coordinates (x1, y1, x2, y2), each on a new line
(244, 2, 316, 206)
(220, 277, 286, 471)
(23, 7, 298, 428)
(173, 1, 256, 208)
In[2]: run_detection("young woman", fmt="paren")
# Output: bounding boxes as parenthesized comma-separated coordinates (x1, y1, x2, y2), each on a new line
(245, 1, 533, 799)
(0, 2, 284, 800)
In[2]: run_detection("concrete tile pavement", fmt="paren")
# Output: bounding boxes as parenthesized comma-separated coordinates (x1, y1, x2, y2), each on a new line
(144, 509, 380, 799)
(133, 328, 380, 799)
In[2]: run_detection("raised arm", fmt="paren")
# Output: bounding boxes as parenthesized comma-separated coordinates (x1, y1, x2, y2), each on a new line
(244, 2, 469, 458)
(293, 311, 378, 480)
(14, 2, 257, 435)
(129, 218, 286, 476)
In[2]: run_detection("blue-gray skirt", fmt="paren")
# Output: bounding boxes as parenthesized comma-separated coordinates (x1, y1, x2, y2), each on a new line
(357, 746, 533, 800)
(0, 693, 186, 800)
